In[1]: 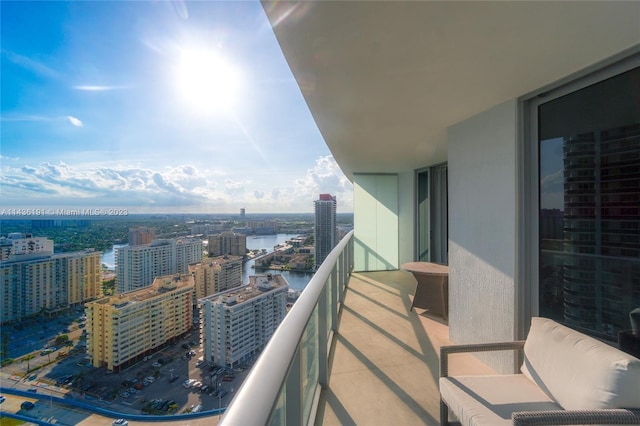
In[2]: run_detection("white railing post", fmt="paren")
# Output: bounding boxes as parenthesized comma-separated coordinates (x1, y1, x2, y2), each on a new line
(331, 264, 339, 333)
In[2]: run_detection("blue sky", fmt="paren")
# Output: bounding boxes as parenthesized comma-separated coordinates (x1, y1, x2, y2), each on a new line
(1, 1, 353, 214)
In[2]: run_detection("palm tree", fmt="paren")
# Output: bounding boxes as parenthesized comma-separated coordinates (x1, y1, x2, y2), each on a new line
(24, 354, 35, 374)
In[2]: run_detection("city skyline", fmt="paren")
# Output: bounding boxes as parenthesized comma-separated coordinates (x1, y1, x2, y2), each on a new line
(1, 1, 354, 214)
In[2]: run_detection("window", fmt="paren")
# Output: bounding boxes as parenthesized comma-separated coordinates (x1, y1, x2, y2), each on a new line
(415, 164, 448, 264)
(533, 61, 640, 340)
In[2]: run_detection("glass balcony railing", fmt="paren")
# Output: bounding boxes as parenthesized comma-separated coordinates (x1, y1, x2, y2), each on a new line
(219, 230, 354, 425)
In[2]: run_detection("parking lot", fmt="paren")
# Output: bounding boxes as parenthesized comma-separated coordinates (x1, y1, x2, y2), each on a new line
(1, 315, 254, 417)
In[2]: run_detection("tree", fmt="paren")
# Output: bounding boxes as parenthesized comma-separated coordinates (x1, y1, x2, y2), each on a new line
(55, 334, 70, 346)
(24, 354, 35, 374)
(0, 331, 9, 361)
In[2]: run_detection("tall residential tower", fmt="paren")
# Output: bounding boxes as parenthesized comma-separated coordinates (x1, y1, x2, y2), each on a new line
(116, 237, 203, 293)
(314, 194, 337, 268)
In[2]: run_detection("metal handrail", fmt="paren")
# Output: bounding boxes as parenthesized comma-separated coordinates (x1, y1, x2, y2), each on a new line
(219, 230, 353, 425)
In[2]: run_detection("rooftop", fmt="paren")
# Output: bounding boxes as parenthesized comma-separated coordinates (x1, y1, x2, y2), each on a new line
(203, 274, 289, 306)
(93, 274, 194, 306)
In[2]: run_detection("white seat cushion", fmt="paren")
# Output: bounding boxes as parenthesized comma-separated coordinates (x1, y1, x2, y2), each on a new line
(522, 317, 640, 410)
(440, 374, 561, 426)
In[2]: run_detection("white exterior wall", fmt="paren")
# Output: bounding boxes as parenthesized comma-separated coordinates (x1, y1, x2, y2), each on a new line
(202, 282, 288, 367)
(447, 99, 519, 373)
(354, 173, 399, 271)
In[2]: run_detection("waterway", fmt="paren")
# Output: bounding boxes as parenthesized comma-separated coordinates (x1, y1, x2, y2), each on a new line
(100, 234, 313, 291)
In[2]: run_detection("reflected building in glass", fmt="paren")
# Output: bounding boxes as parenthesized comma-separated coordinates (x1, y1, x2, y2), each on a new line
(538, 67, 640, 338)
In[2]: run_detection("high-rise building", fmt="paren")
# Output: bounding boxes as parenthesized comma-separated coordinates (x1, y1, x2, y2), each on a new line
(246, 219, 278, 234)
(116, 237, 203, 293)
(201, 274, 288, 367)
(127, 227, 155, 246)
(540, 127, 640, 335)
(86, 274, 194, 371)
(189, 255, 243, 301)
(191, 222, 223, 235)
(314, 194, 337, 267)
(208, 232, 247, 257)
(0, 249, 101, 323)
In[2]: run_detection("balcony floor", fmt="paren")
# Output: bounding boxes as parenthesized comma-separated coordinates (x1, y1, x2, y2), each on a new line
(316, 270, 496, 426)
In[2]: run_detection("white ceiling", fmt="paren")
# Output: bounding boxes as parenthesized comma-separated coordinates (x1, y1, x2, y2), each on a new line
(262, 1, 640, 180)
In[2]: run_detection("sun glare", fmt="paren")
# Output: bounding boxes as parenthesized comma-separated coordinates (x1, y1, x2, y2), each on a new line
(176, 48, 242, 114)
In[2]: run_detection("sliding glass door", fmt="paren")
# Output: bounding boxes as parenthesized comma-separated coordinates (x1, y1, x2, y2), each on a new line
(416, 164, 448, 264)
(534, 62, 640, 340)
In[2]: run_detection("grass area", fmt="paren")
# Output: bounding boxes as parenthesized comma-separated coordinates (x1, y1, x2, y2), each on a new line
(0, 417, 27, 425)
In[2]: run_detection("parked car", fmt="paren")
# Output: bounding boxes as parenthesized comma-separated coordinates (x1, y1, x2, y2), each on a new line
(183, 379, 196, 388)
(152, 361, 161, 367)
(21, 401, 35, 410)
(112, 419, 128, 426)
(0, 395, 5, 404)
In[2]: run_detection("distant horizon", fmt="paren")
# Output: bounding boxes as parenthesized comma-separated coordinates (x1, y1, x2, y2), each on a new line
(0, 210, 354, 219)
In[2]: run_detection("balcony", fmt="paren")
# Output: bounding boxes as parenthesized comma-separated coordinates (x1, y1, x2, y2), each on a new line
(220, 232, 495, 425)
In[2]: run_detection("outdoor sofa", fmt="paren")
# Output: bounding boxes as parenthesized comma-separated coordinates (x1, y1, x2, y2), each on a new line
(439, 317, 640, 425)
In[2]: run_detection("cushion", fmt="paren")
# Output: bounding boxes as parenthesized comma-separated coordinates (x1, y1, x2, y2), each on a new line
(440, 374, 561, 426)
(521, 317, 640, 410)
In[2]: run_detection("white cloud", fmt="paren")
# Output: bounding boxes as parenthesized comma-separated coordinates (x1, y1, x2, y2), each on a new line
(0, 156, 353, 213)
(0, 154, 21, 161)
(67, 116, 83, 127)
(3, 50, 59, 79)
(73, 85, 132, 91)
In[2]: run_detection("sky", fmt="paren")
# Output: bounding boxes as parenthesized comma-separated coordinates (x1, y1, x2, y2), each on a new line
(0, 0, 353, 215)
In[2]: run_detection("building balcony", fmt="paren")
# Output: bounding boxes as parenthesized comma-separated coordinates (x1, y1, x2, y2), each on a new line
(315, 269, 495, 425)
(219, 232, 496, 425)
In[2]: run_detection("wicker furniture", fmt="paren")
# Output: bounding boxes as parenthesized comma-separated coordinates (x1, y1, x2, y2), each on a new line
(439, 317, 640, 425)
(401, 262, 449, 319)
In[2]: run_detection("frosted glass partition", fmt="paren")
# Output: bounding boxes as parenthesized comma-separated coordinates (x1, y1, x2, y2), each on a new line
(219, 231, 353, 426)
(354, 173, 399, 271)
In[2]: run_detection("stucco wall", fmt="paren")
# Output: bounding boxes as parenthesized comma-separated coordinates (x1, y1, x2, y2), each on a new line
(398, 171, 415, 265)
(447, 99, 519, 373)
(353, 173, 399, 271)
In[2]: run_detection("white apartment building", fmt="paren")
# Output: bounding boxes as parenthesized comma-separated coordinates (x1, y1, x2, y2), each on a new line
(0, 234, 54, 260)
(85, 274, 194, 371)
(189, 255, 243, 301)
(0, 249, 101, 323)
(116, 237, 203, 293)
(191, 222, 223, 235)
(201, 274, 288, 367)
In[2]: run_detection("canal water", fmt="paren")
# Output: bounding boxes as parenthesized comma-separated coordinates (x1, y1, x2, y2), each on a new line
(101, 234, 313, 291)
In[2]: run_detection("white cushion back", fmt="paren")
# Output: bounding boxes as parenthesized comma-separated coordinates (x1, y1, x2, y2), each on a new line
(521, 317, 640, 410)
